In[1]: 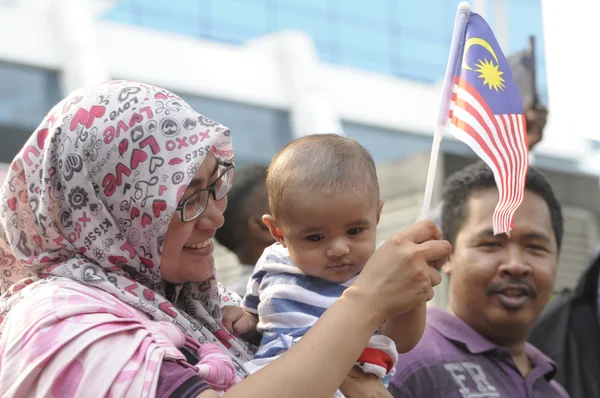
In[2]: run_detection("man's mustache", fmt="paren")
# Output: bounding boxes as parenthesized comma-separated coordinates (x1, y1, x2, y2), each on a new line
(487, 277, 537, 298)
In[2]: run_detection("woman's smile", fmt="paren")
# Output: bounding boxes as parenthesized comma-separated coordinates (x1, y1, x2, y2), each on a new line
(183, 239, 215, 256)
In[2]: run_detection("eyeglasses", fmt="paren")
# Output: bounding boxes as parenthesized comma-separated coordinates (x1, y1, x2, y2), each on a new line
(176, 160, 235, 222)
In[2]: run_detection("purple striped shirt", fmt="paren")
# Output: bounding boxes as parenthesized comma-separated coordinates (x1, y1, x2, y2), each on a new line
(389, 308, 569, 398)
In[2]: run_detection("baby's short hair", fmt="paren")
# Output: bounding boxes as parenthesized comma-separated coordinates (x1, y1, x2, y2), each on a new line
(266, 134, 379, 219)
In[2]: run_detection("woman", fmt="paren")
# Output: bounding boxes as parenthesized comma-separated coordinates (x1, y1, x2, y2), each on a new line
(0, 81, 450, 397)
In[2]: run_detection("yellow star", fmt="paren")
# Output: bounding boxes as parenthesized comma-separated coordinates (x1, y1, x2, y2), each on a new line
(474, 58, 505, 91)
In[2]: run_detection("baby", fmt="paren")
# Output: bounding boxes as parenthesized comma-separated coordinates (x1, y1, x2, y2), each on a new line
(223, 134, 426, 395)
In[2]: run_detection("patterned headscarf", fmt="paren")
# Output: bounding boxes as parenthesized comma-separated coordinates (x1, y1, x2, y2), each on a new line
(0, 81, 252, 374)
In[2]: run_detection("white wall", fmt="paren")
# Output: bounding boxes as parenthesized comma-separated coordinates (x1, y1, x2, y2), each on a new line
(539, 0, 598, 167)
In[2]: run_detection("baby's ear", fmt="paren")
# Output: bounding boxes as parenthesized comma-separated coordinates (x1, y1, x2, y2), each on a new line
(262, 215, 286, 247)
(441, 254, 454, 276)
(376, 200, 385, 224)
(248, 214, 274, 244)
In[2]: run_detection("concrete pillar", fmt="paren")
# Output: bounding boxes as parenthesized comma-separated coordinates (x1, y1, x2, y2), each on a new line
(537, 0, 593, 160)
(47, 0, 112, 94)
(493, 0, 509, 52)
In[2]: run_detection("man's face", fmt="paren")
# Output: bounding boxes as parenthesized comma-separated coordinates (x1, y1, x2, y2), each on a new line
(444, 188, 558, 344)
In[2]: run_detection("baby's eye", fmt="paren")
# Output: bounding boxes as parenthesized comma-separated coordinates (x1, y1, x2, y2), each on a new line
(347, 228, 364, 236)
(305, 234, 324, 242)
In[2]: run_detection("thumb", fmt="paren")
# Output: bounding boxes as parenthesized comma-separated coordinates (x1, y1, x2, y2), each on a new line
(221, 309, 236, 332)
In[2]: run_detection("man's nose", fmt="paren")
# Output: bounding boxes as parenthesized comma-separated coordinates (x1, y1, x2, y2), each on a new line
(499, 246, 530, 277)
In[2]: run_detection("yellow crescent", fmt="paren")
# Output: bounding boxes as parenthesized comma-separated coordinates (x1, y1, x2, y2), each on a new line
(461, 37, 499, 70)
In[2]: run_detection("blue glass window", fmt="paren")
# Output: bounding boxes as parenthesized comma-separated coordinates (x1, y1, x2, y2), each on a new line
(0, 62, 61, 163)
(179, 94, 292, 165)
(103, 0, 547, 92)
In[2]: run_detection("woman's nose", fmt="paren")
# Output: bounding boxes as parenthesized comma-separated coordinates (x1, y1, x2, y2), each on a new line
(195, 195, 226, 229)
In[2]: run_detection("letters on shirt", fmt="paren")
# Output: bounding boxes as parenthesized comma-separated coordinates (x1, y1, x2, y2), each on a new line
(444, 362, 500, 398)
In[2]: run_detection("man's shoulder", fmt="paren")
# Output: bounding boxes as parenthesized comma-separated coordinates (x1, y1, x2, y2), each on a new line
(549, 379, 571, 398)
(389, 312, 569, 398)
(393, 321, 463, 374)
(388, 327, 482, 398)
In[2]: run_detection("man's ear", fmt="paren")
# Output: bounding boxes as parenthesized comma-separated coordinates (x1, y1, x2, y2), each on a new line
(247, 214, 274, 244)
(376, 200, 385, 224)
(262, 215, 286, 247)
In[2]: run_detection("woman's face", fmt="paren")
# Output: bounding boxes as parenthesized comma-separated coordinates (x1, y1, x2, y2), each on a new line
(160, 153, 228, 283)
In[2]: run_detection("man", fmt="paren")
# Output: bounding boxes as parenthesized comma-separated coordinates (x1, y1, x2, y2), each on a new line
(525, 103, 548, 151)
(528, 247, 600, 398)
(389, 161, 569, 397)
(214, 165, 274, 296)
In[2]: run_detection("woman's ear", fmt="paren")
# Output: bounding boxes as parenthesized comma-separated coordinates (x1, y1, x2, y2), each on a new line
(262, 215, 286, 247)
(247, 214, 275, 244)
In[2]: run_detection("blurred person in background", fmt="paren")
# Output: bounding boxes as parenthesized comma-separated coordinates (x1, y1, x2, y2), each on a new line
(214, 165, 274, 297)
(507, 38, 547, 151)
(525, 102, 548, 151)
(529, 245, 600, 398)
(389, 161, 568, 397)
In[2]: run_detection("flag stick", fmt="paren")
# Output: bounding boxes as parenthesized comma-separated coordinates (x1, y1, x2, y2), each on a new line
(420, 2, 471, 221)
(529, 35, 538, 107)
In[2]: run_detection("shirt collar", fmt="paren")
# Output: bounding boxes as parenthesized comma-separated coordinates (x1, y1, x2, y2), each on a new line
(524, 342, 558, 379)
(427, 307, 497, 354)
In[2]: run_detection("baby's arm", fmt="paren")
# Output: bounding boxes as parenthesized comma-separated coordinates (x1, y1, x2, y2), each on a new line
(222, 306, 261, 345)
(379, 302, 426, 353)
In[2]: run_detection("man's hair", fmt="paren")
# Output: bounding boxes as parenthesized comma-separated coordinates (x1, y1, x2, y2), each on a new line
(214, 165, 268, 252)
(266, 134, 379, 219)
(442, 161, 564, 250)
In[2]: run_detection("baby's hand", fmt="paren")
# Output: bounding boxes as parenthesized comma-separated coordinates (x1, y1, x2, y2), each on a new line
(221, 306, 258, 336)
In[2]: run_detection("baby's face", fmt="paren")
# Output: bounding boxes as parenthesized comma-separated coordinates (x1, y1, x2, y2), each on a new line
(277, 190, 382, 284)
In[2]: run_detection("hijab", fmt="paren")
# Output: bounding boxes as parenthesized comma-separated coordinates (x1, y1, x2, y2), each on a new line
(0, 81, 253, 392)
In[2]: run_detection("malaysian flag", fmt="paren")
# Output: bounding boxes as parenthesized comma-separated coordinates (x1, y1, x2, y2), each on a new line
(447, 12, 528, 235)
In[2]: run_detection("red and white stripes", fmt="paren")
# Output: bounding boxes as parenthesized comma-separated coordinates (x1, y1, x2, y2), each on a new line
(448, 76, 529, 234)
